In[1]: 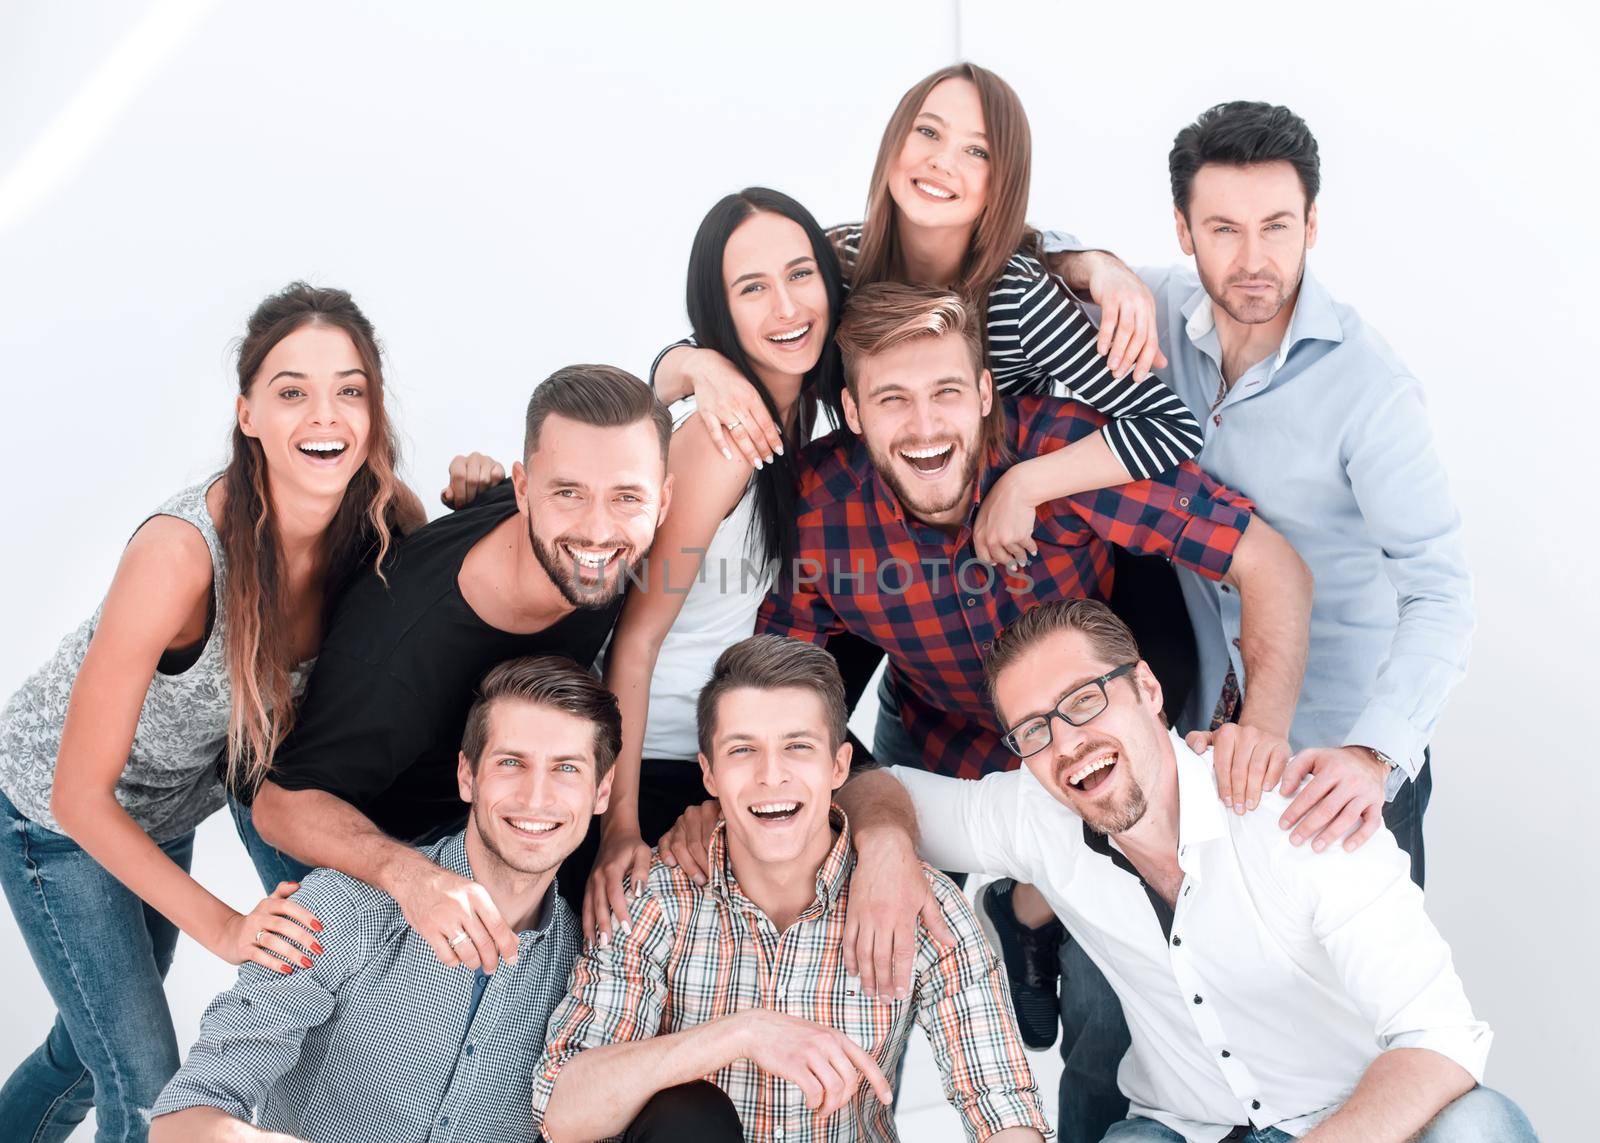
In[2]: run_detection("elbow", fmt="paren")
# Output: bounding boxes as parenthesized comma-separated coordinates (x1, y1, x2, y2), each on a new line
(49, 778, 104, 841)
(249, 781, 292, 848)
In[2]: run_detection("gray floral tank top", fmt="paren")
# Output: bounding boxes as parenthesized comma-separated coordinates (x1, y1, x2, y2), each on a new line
(0, 481, 238, 843)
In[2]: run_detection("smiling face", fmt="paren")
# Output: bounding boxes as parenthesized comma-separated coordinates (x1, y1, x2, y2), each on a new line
(457, 697, 611, 877)
(514, 413, 670, 608)
(1176, 160, 1319, 327)
(698, 686, 850, 874)
(724, 211, 829, 387)
(237, 323, 373, 500)
(842, 330, 992, 528)
(889, 77, 991, 236)
(993, 628, 1170, 836)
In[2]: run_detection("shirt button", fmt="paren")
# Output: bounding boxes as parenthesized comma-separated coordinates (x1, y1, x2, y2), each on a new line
(1171, 935, 1182, 947)
(1178, 496, 1190, 508)
(1221, 1050, 1231, 1059)
(1213, 414, 1222, 426)
(1252, 1100, 1261, 1111)
(1219, 584, 1231, 594)
(464, 1043, 474, 1056)
(439, 1115, 450, 1127)
(965, 598, 975, 608)
(1193, 994, 1203, 1005)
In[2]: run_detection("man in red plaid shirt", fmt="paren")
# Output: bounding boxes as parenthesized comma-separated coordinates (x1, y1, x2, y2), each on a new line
(657, 281, 1313, 1141)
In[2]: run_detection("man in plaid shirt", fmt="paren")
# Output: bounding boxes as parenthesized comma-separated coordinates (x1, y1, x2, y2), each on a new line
(535, 635, 1050, 1143)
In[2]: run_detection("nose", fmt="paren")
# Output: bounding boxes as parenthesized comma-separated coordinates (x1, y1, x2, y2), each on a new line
(1049, 713, 1091, 762)
(307, 386, 339, 427)
(771, 278, 799, 322)
(754, 746, 787, 789)
(1240, 230, 1267, 274)
(907, 396, 941, 441)
(578, 494, 613, 542)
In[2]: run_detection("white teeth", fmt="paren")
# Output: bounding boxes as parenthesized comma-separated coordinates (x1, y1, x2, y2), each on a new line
(1068, 755, 1116, 787)
(768, 324, 811, 343)
(899, 443, 953, 460)
(509, 819, 558, 834)
(914, 179, 955, 200)
(564, 546, 619, 568)
(298, 440, 346, 453)
(750, 801, 799, 815)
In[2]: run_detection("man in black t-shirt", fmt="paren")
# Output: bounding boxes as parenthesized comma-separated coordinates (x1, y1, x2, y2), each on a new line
(251, 364, 672, 970)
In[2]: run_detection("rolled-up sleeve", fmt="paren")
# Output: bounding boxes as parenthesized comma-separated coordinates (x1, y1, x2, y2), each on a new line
(915, 871, 1052, 1140)
(890, 766, 1030, 882)
(1279, 825, 1492, 1080)
(150, 872, 374, 1122)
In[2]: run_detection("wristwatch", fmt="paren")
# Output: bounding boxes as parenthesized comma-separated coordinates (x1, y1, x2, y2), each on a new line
(1357, 746, 1406, 801)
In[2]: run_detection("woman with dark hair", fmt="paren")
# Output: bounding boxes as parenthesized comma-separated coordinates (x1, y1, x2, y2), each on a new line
(0, 282, 426, 1141)
(579, 187, 848, 944)
(655, 62, 1204, 571)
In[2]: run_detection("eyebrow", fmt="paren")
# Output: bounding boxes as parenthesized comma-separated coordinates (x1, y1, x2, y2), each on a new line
(730, 255, 816, 288)
(1011, 672, 1106, 725)
(720, 728, 822, 744)
(1200, 210, 1299, 226)
(866, 373, 970, 399)
(490, 745, 590, 765)
(266, 368, 368, 385)
(915, 110, 988, 140)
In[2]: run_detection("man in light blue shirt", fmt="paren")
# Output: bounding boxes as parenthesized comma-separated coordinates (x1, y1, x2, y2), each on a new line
(1042, 102, 1471, 887)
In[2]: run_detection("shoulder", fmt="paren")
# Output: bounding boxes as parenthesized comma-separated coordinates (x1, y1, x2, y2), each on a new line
(793, 428, 869, 512)
(1011, 393, 1110, 443)
(668, 409, 756, 498)
(290, 865, 402, 944)
(120, 513, 216, 591)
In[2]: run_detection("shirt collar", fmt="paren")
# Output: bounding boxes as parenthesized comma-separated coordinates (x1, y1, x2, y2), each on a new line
(435, 828, 561, 939)
(1182, 267, 1345, 374)
(1077, 731, 1227, 881)
(707, 805, 855, 916)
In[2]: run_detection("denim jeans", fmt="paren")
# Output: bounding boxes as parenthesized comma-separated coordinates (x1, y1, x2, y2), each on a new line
(227, 792, 312, 893)
(1099, 1086, 1537, 1141)
(0, 787, 195, 1142)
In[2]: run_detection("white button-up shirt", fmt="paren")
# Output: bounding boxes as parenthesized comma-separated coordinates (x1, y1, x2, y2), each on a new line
(893, 733, 1491, 1141)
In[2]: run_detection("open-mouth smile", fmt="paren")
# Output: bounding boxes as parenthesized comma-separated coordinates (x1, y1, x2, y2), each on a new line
(912, 177, 957, 202)
(898, 441, 954, 478)
(296, 439, 349, 465)
(747, 800, 802, 824)
(766, 322, 813, 349)
(561, 543, 622, 579)
(1064, 750, 1119, 795)
(506, 816, 561, 836)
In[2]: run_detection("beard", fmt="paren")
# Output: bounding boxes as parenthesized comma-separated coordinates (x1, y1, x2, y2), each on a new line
(468, 805, 563, 878)
(527, 513, 637, 609)
(868, 433, 983, 523)
(1200, 245, 1307, 326)
(1059, 736, 1150, 837)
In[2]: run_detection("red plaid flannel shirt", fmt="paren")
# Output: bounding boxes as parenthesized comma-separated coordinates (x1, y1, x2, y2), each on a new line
(757, 395, 1254, 778)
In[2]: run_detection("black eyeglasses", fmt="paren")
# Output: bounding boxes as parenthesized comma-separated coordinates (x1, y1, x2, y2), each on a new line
(1000, 663, 1137, 758)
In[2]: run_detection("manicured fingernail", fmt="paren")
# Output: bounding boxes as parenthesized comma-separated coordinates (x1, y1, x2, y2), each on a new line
(508, 954, 518, 966)
(722, 449, 733, 461)
(311, 920, 323, 932)
(775, 443, 785, 455)
(311, 943, 323, 955)
(1313, 840, 1326, 852)
(301, 956, 313, 968)
(693, 875, 706, 886)
(279, 964, 292, 974)
(1292, 833, 1305, 845)
(599, 932, 609, 948)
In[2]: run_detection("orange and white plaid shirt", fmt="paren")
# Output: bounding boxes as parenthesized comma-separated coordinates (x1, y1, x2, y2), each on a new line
(533, 808, 1049, 1142)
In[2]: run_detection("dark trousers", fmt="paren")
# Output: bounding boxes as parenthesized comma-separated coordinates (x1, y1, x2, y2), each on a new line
(624, 1081, 742, 1142)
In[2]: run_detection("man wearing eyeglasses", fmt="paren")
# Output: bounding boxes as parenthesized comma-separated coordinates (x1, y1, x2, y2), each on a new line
(839, 598, 1534, 1142)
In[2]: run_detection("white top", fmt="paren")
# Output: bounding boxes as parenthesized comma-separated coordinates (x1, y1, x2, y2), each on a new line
(628, 398, 773, 760)
(892, 732, 1491, 1142)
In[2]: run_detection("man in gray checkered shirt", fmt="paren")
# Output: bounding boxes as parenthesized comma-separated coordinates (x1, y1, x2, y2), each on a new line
(148, 656, 619, 1143)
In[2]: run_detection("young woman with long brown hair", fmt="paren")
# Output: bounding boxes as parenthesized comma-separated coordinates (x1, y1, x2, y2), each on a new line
(0, 282, 424, 1141)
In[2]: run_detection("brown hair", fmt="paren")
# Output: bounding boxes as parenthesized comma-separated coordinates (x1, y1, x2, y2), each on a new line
(222, 282, 424, 794)
(835, 282, 1007, 457)
(984, 599, 1143, 707)
(853, 62, 1036, 321)
(695, 635, 847, 755)
(461, 655, 623, 778)
(524, 364, 671, 463)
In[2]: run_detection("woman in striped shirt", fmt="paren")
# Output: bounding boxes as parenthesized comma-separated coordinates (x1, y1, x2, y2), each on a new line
(654, 62, 1203, 570)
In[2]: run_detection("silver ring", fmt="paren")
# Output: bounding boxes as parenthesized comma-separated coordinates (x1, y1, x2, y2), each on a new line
(448, 931, 469, 948)
(254, 929, 267, 944)
(725, 418, 743, 430)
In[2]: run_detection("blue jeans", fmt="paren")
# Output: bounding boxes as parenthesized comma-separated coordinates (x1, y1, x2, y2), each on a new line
(1099, 1086, 1537, 1141)
(0, 788, 195, 1142)
(227, 793, 312, 893)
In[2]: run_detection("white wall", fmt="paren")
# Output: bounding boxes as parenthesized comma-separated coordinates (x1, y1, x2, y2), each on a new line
(1, 1, 1592, 1138)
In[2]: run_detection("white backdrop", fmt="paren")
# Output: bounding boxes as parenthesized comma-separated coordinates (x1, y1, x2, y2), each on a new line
(1, 1, 1594, 1139)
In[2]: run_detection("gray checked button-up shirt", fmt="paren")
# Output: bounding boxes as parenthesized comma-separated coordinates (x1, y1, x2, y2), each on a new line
(1043, 234, 1473, 783)
(152, 830, 578, 1142)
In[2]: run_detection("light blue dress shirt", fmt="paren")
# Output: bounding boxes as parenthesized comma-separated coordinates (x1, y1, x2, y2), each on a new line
(1042, 234, 1473, 784)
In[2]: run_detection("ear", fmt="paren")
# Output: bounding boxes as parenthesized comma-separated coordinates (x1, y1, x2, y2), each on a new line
(830, 740, 853, 791)
(1305, 201, 1319, 251)
(511, 460, 529, 515)
(1133, 660, 1165, 719)
(842, 388, 863, 436)
(977, 368, 994, 417)
(1174, 206, 1195, 257)
(657, 470, 675, 527)
(697, 751, 719, 799)
(456, 750, 475, 805)
(592, 767, 614, 817)
(236, 393, 259, 439)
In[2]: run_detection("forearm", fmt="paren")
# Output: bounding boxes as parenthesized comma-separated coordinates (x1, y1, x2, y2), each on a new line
(652, 344, 696, 403)
(543, 1019, 742, 1141)
(1044, 247, 1114, 292)
(53, 791, 235, 953)
(252, 783, 427, 894)
(1008, 435, 1131, 504)
(986, 1131, 1045, 1142)
(149, 1106, 275, 1142)
(1300, 1048, 1475, 1142)
(836, 768, 920, 848)
(1227, 524, 1312, 737)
